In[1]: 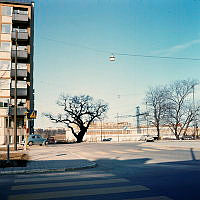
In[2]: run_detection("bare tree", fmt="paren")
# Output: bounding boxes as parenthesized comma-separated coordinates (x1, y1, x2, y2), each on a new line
(45, 95, 108, 143)
(145, 86, 168, 139)
(164, 79, 199, 139)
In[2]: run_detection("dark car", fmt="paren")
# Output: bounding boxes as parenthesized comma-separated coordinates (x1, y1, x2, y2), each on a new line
(181, 135, 194, 140)
(47, 136, 56, 144)
(103, 138, 112, 141)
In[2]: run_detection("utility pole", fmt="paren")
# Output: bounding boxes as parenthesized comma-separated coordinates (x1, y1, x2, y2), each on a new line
(146, 102, 149, 135)
(193, 85, 197, 139)
(117, 113, 119, 142)
(136, 106, 141, 134)
(14, 30, 18, 151)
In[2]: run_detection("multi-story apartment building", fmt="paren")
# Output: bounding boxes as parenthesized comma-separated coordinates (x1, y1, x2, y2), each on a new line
(0, 0, 34, 145)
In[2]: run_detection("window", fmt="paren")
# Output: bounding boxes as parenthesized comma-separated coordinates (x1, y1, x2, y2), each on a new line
(32, 136, 35, 139)
(0, 100, 8, 108)
(2, 24, 11, 33)
(2, 6, 12, 16)
(0, 60, 11, 70)
(0, 42, 11, 52)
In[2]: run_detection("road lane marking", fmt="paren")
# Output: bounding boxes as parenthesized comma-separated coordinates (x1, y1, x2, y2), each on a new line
(126, 149, 143, 153)
(112, 150, 128, 154)
(96, 151, 109, 155)
(156, 147, 177, 151)
(14, 173, 115, 183)
(126, 196, 173, 200)
(12, 178, 129, 190)
(8, 185, 149, 200)
(142, 148, 161, 151)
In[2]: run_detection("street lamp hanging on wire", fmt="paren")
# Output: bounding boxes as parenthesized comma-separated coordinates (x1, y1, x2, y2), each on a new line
(109, 54, 115, 61)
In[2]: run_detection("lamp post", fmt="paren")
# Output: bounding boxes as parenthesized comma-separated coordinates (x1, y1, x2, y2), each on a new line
(100, 119, 103, 142)
(14, 30, 18, 151)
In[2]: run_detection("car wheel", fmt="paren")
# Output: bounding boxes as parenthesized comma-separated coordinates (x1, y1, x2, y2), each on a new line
(28, 141, 33, 146)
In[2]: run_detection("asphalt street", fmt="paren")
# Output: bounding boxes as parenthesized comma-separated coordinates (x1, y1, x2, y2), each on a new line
(1, 141, 200, 200)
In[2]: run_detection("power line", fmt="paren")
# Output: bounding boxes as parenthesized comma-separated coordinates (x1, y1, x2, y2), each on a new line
(39, 36, 200, 61)
(115, 53, 200, 61)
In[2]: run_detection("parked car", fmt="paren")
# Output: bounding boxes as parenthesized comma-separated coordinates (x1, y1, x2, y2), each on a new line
(47, 136, 56, 144)
(181, 135, 194, 140)
(139, 135, 154, 142)
(103, 138, 112, 142)
(145, 135, 154, 142)
(27, 134, 48, 146)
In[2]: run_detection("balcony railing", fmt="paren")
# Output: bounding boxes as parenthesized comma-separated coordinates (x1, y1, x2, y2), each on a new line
(11, 69, 27, 78)
(12, 50, 28, 59)
(10, 88, 27, 97)
(9, 106, 27, 116)
(12, 13, 29, 22)
(0, 108, 9, 116)
(12, 32, 28, 40)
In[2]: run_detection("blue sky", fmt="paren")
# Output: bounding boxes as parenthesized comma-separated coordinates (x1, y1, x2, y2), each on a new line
(33, 0, 200, 128)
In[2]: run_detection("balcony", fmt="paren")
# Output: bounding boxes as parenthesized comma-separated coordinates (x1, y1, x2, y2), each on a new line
(10, 88, 27, 98)
(12, 13, 29, 22)
(12, 50, 28, 59)
(0, 108, 9, 116)
(9, 106, 27, 116)
(11, 69, 27, 78)
(12, 32, 28, 41)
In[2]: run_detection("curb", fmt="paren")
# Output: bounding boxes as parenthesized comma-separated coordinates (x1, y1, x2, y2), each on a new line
(0, 161, 97, 175)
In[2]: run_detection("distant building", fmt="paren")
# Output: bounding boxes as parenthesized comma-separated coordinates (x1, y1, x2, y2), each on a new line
(0, 0, 34, 144)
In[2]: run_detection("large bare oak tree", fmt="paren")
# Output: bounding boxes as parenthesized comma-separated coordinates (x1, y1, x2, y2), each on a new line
(45, 95, 108, 143)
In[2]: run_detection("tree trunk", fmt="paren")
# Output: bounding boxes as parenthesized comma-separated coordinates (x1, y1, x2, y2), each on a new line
(156, 125, 160, 140)
(76, 129, 87, 143)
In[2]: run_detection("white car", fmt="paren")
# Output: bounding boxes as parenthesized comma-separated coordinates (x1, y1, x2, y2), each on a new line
(140, 135, 154, 142)
(145, 135, 154, 142)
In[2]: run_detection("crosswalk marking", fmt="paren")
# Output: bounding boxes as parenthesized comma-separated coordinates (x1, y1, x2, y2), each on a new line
(8, 185, 149, 200)
(12, 178, 129, 190)
(126, 195, 173, 200)
(14, 173, 115, 183)
(16, 171, 79, 178)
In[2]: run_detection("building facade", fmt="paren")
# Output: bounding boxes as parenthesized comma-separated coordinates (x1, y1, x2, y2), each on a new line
(0, 0, 34, 144)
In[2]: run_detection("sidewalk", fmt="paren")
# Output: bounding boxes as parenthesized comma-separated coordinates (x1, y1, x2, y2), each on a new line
(0, 145, 97, 175)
